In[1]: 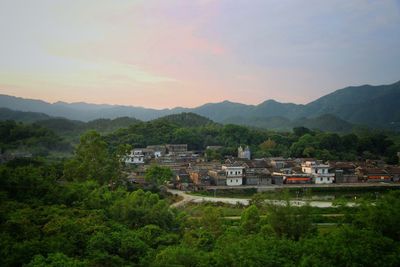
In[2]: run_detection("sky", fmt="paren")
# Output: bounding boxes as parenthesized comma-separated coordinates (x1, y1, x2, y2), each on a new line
(0, 0, 399, 108)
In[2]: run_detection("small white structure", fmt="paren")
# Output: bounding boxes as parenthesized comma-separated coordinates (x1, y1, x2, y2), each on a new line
(302, 161, 335, 184)
(125, 149, 145, 164)
(238, 146, 251, 160)
(222, 165, 244, 186)
(147, 145, 167, 158)
(154, 151, 162, 158)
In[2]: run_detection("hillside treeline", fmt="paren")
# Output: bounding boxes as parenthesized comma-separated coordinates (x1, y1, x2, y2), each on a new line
(1, 114, 400, 163)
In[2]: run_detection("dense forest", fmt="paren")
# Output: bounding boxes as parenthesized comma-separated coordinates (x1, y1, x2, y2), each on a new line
(0, 121, 72, 156)
(1, 130, 400, 266)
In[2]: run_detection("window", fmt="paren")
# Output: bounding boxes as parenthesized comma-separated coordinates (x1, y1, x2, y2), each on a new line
(230, 179, 233, 183)
(236, 179, 238, 183)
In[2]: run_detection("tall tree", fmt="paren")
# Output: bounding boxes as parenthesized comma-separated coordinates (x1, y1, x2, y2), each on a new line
(63, 131, 119, 185)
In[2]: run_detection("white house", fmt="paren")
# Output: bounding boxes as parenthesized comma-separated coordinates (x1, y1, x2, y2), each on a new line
(302, 161, 335, 184)
(146, 145, 166, 158)
(222, 165, 244, 186)
(125, 149, 145, 164)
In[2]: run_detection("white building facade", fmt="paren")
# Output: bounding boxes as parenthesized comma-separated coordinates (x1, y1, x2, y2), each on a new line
(238, 146, 251, 160)
(124, 149, 145, 164)
(222, 165, 244, 186)
(302, 161, 335, 184)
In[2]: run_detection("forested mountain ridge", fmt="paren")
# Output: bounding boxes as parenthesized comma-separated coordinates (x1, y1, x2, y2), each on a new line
(0, 107, 51, 122)
(223, 114, 354, 133)
(0, 94, 181, 121)
(1, 107, 353, 134)
(151, 112, 216, 128)
(301, 80, 400, 127)
(1, 80, 399, 129)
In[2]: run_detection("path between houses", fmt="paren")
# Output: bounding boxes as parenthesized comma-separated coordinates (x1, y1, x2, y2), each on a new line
(168, 189, 356, 208)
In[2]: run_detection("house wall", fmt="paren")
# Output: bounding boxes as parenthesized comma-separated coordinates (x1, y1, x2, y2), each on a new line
(215, 178, 227, 186)
(227, 177, 242, 186)
(335, 172, 358, 183)
(224, 167, 244, 177)
(272, 176, 284, 185)
(125, 156, 144, 164)
(245, 177, 260, 185)
(285, 178, 311, 184)
(259, 177, 272, 185)
(314, 176, 334, 184)
(392, 175, 400, 182)
(367, 175, 391, 182)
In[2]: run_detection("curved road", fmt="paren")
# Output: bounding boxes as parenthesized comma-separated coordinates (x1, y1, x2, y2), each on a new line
(168, 189, 355, 208)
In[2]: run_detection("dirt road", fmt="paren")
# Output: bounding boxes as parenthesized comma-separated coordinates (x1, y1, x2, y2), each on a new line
(168, 189, 355, 208)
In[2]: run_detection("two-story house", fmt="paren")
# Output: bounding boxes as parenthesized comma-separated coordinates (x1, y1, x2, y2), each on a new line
(302, 161, 335, 184)
(222, 163, 244, 186)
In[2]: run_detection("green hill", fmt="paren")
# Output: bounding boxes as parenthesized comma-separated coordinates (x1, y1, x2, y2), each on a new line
(0, 107, 51, 123)
(152, 112, 216, 127)
(302, 81, 400, 128)
(224, 114, 354, 133)
(84, 117, 142, 133)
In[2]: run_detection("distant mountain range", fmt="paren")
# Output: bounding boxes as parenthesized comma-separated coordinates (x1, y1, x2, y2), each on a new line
(1, 80, 399, 131)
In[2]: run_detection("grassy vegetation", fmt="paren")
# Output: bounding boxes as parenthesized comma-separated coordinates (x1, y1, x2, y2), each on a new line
(179, 201, 356, 229)
(181, 202, 246, 217)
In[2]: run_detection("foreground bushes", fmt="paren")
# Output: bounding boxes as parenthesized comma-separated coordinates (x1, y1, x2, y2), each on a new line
(1, 159, 400, 266)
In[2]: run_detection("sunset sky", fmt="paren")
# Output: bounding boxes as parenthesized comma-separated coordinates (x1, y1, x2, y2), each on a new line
(0, 0, 399, 108)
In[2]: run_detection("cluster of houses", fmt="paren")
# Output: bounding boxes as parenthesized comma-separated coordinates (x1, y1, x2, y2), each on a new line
(124, 144, 400, 189)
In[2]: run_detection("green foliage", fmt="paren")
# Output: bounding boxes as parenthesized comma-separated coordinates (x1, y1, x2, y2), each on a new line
(354, 191, 400, 241)
(293, 126, 312, 137)
(145, 165, 174, 186)
(0, 158, 64, 204)
(0, 120, 71, 155)
(198, 207, 225, 238)
(63, 131, 122, 185)
(300, 227, 400, 267)
(110, 189, 175, 229)
(205, 148, 223, 161)
(152, 112, 215, 128)
(35, 117, 141, 136)
(240, 205, 261, 234)
(214, 233, 300, 267)
(2, 157, 400, 266)
(27, 253, 87, 267)
(267, 198, 316, 241)
(152, 245, 208, 267)
(0, 107, 51, 123)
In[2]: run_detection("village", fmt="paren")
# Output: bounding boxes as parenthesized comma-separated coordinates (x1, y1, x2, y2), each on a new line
(124, 144, 400, 190)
